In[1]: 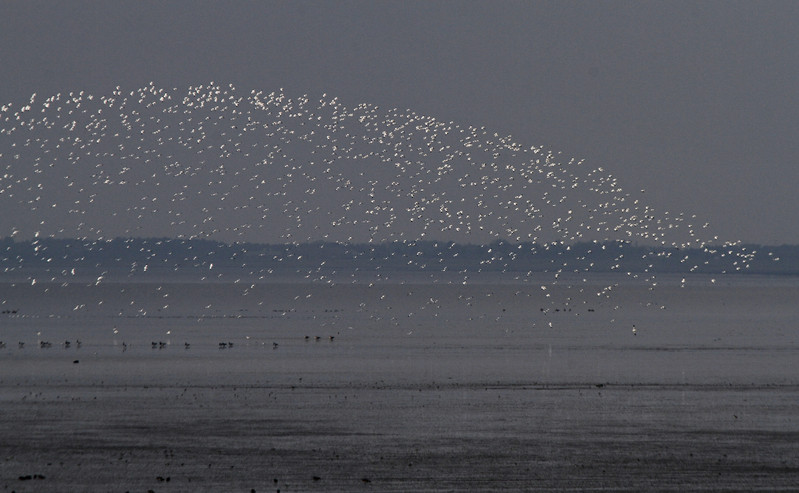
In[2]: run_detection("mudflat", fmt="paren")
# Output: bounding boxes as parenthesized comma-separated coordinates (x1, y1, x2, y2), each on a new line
(2, 276, 799, 491)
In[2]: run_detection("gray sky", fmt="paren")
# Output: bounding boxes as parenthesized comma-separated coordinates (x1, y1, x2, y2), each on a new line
(1, 0, 798, 244)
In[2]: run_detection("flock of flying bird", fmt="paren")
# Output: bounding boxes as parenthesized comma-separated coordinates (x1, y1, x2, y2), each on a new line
(0, 82, 755, 279)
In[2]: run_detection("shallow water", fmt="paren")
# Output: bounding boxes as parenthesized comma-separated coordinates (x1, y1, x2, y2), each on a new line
(2, 273, 799, 491)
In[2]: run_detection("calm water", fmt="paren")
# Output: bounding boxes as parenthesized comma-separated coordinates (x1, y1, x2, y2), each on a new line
(2, 272, 798, 386)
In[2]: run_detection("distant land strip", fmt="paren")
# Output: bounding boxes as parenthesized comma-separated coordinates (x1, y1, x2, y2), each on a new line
(0, 237, 793, 276)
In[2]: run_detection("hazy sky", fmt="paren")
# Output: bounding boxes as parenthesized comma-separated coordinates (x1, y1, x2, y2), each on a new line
(2, 1, 798, 244)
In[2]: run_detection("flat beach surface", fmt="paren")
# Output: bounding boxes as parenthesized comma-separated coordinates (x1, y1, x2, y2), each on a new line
(2, 274, 799, 491)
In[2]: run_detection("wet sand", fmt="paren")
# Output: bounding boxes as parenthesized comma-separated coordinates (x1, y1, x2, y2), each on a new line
(2, 275, 799, 491)
(3, 371, 798, 491)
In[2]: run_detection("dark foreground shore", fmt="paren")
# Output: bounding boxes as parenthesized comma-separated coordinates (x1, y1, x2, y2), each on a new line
(2, 353, 799, 492)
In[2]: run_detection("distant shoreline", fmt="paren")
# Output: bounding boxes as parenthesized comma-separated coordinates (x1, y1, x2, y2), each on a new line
(1, 237, 795, 277)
